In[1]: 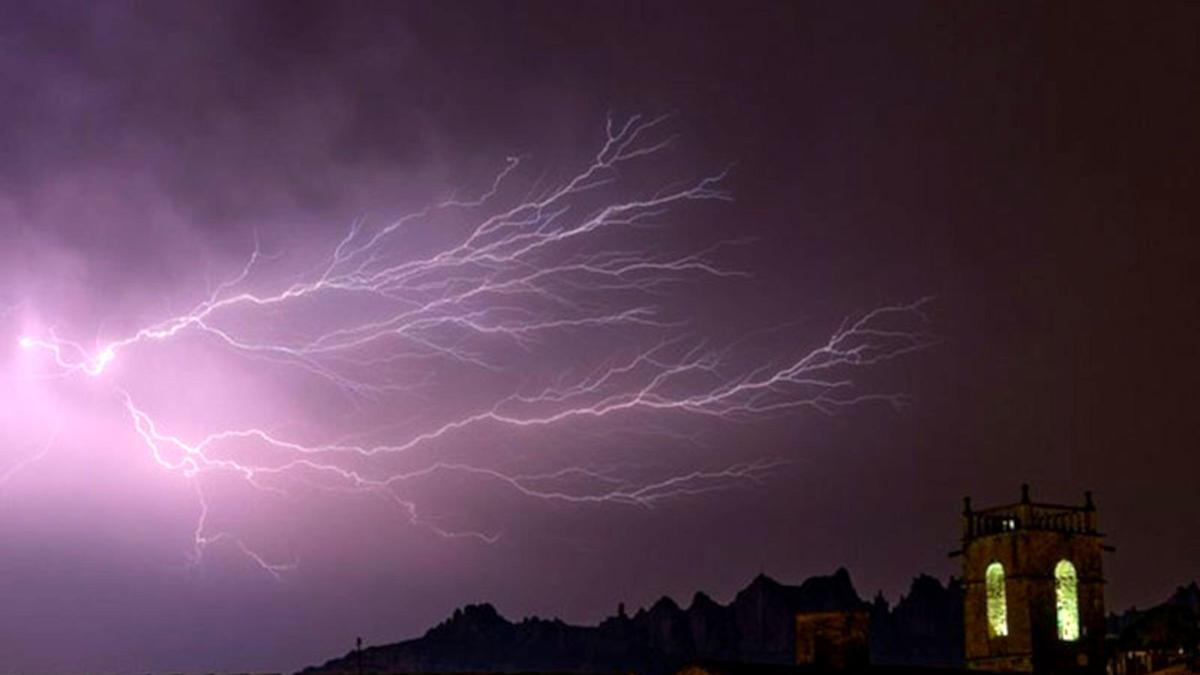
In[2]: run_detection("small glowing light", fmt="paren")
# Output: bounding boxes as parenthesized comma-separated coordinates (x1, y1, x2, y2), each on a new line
(18, 336, 33, 349)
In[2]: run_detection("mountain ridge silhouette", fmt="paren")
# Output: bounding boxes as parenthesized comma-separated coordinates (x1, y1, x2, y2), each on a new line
(301, 568, 965, 674)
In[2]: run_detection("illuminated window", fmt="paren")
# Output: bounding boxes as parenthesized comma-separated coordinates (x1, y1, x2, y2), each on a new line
(986, 562, 1009, 637)
(1055, 560, 1080, 641)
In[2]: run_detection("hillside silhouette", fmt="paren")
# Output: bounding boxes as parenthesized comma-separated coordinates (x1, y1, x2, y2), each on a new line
(302, 569, 965, 674)
(1108, 582, 1200, 658)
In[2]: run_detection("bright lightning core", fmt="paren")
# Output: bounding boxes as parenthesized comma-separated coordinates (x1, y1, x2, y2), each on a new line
(11, 115, 935, 578)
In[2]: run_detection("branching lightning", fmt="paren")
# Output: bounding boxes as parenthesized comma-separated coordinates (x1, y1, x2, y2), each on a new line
(13, 115, 935, 578)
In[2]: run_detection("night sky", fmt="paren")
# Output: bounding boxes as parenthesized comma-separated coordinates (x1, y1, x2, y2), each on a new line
(1, 2, 1198, 673)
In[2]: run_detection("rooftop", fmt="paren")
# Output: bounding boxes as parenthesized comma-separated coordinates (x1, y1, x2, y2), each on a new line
(961, 484, 1100, 541)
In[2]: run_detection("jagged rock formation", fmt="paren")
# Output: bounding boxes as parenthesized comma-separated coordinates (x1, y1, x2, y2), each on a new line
(869, 574, 964, 666)
(1166, 582, 1200, 614)
(302, 569, 968, 675)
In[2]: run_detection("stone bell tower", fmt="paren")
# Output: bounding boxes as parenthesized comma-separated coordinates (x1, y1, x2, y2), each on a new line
(957, 485, 1108, 674)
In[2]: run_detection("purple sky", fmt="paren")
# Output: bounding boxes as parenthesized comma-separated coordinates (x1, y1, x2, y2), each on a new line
(1, 2, 1198, 673)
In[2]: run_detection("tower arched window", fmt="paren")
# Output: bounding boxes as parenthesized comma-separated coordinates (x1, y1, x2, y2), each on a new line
(1055, 559, 1080, 641)
(985, 562, 1009, 637)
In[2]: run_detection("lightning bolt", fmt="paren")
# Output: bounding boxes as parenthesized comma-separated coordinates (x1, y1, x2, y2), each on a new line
(0, 420, 61, 488)
(13, 115, 936, 578)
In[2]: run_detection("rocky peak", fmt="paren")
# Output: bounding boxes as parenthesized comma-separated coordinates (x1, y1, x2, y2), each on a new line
(1166, 582, 1200, 612)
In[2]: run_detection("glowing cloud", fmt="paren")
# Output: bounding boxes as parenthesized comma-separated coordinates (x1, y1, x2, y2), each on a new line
(11, 116, 935, 577)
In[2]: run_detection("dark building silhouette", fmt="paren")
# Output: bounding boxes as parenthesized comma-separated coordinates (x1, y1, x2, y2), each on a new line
(957, 485, 1108, 674)
(794, 610, 870, 669)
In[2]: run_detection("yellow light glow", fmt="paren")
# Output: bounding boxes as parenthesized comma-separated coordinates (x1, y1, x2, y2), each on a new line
(986, 561, 1009, 637)
(1055, 559, 1080, 641)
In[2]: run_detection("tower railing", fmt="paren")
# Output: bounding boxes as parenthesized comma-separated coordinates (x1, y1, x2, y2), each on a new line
(963, 503, 1097, 540)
